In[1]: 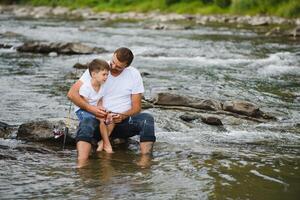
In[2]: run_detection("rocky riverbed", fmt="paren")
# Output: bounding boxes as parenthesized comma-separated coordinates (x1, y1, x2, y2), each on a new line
(0, 6, 299, 200)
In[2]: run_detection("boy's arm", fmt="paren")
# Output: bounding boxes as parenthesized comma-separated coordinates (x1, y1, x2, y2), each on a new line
(67, 80, 106, 118)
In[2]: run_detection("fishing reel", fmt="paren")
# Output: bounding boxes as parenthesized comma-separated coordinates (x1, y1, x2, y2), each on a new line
(52, 125, 65, 139)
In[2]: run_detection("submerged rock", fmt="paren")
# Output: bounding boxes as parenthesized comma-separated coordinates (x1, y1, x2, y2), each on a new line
(201, 116, 223, 126)
(17, 42, 108, 55)
(179, 114, 199, 122)
(0, 43, 13, 49)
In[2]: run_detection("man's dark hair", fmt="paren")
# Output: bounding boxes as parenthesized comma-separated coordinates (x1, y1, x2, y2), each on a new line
(88, 59, 109, 76)
(114, 47, 134, 67)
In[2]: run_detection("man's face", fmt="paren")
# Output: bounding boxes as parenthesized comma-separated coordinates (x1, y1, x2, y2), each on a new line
(110, 54, 128, 73)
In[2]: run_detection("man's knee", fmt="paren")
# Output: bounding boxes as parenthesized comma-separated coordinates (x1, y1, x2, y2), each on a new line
(135, 113, 156, 143)
(137, 113, 154, 123)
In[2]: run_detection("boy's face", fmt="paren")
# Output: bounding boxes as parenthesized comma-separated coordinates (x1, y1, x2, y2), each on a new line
(93, 69, 108, 84)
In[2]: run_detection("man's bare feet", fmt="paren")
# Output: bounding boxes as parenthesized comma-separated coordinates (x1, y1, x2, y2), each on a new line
(103, 143, 114, 153)
(96, 140, 103, 152)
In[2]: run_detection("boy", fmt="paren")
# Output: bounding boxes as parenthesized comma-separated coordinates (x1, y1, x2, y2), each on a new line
(74, 59, 115, 153)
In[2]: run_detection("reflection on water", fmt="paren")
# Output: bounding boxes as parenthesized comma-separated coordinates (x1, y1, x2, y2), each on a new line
(0, 13, 300, 199)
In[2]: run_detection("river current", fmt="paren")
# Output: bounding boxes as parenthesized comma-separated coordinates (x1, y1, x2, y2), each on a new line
(0, 13, 299, 199)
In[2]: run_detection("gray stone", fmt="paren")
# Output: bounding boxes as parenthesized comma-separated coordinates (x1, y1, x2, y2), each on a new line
(73, 62, 88, 69)
(0, 43, 13, 49)
(17, 118, 78, 145)
(288, 26, 300, 38)
(179, 114, 199, 122)
(152, 92, 222, 111)
(17, 42, 108, 55)
(201, 116, 223, 126)
(223, 100, 262, 117)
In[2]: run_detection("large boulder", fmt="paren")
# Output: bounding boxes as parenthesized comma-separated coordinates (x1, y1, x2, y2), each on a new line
(17, 42, 108, 55)
(152, 92, 222, 111)
(17, 118, 78, 145)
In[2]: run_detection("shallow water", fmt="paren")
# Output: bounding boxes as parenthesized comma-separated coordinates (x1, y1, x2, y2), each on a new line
(0, 14, 299, 199)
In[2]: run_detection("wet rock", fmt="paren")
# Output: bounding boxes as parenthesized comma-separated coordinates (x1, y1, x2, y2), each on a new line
(48, 52, 58, 57)
(73, 62, 88, 69)
(152, 92, 222, 111)
(15, 145, 53, 154)
(141, 72, 151, 77)
(0, 153, 17, 160)
(287, 26, 300, 38)
(265, 27, 281, 36)
(0, 31, 22, 38)
(179, 114, 199, 122)
(0, 121, 16, 138)
(141, 52, 168, 57)
(201, 116, 223, 126)
(142, 99, 154, 109)
(51, 7, 69, 16)
(17, 118, 77, 145)
(223, 100, 262, 117)
(17, 42, 108, 55)
(249, 17, 269, 26)
(144, 23, 191, 30)
(0, 43, 13, 49)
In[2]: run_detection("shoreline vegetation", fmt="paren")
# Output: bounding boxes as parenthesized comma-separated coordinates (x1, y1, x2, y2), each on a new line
(0, 2, 299, 38)
(1, 0, 300, 18)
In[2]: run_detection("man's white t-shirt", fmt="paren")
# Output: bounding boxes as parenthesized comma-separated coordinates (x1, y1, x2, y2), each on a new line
(74, 80, 104, 112)
(79, 66, 144, 113)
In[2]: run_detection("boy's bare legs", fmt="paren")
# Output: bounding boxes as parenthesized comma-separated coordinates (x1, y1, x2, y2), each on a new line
(99, 121, 113, 153)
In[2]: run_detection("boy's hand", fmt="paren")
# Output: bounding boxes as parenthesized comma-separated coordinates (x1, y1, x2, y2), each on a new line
(88, 105, 107, 118)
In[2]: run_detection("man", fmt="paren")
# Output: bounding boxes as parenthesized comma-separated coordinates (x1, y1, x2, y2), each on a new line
(67, 47, 156, 165)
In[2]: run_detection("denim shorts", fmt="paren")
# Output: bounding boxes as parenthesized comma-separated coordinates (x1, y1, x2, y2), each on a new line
(75, 111, 156, 145)
(75, 109, 95, 121)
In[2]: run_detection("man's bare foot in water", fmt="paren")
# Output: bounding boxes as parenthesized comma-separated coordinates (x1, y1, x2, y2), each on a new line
(103, 143, 114, 153)
(96, 140, 103, 152)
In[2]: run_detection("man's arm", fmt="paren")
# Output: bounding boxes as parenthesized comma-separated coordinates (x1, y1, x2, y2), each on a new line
(67, 80, 106, 118)
(113, 93, 142, 123)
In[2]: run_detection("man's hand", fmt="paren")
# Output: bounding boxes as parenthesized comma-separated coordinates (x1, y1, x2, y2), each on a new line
(88, 106, 107, 119)
(112, 114, 124, 123)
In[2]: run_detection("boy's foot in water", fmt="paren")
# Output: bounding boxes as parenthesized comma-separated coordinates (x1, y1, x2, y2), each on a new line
(96, 140, 103, 152)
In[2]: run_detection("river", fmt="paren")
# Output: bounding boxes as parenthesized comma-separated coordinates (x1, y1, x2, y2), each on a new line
(0, 13, 299, 199)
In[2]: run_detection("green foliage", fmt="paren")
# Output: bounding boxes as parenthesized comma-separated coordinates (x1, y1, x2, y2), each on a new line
(214, 0, 231, 8)
(277, 0, 300, 17)
(6, 0, 300, 17)
(231, 0, 258, 13)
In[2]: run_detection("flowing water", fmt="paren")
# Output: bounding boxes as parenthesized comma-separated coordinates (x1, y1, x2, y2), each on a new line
(0, 13, 299, 199)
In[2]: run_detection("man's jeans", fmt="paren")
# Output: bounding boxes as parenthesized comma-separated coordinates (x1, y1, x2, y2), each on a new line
(75, 109, 156, 145)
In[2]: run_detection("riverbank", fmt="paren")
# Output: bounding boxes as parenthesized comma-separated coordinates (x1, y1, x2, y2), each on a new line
(3, 0, 300, 18)
(1, 5, 299, 38)
(1, 5, 300, 27)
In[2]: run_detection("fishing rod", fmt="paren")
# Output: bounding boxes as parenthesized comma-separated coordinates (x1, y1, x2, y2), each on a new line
(53, 62, 79, 150)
